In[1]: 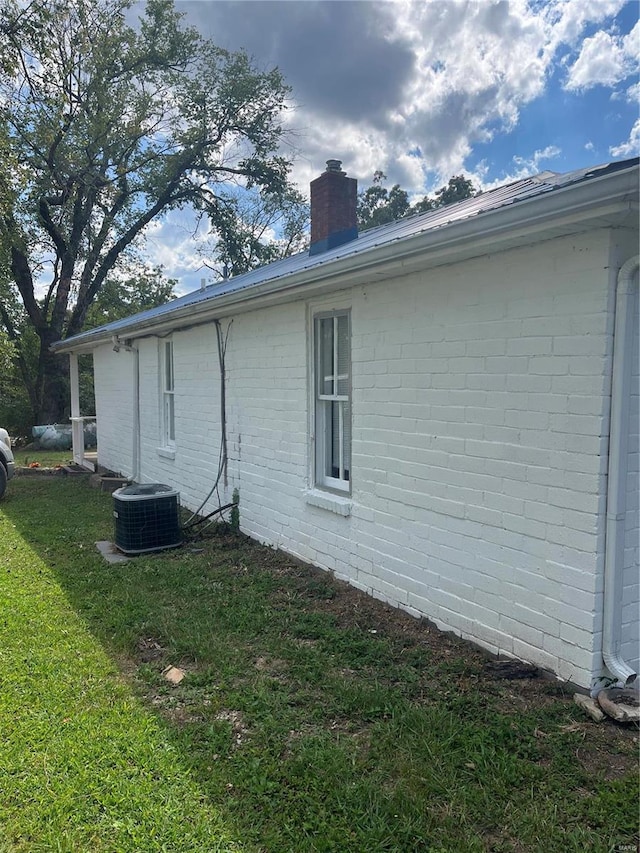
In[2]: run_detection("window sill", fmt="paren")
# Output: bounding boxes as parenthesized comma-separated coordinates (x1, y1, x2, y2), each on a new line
(157, 447, 176, 460)
(305, 489, 351, 517)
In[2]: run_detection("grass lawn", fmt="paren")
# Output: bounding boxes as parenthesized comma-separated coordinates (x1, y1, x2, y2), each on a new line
(12, 448, 75, 468)
(0, 476, 637, 852)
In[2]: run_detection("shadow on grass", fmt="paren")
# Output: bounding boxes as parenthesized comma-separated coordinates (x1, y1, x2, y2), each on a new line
(2, 476, 638, 853)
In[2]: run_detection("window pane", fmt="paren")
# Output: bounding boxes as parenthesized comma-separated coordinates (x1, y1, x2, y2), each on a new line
(327, 400, 350, 482)
(315, 310, 350, 489)
(336, 314, 349, 396)
(318, 317, 334, 396)
(329, 400, 341, 479)
(166, 394, 175, 442)
(165, 341, 173, 391)
(160, 339, 176, 447)
(342, 399, 351, 477)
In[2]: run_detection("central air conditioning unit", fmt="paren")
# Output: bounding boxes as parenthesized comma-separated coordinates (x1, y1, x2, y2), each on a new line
(113, 483, 182, 555)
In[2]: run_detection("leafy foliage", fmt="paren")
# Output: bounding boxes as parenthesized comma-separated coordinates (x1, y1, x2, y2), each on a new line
(0, 261, 175, 440)
(413, 174, 479, 213)
(357, 171, 411, 230)
(84, 264, 176, 329)
(358, 171, 479, 231)
(0, 0, 298, 422)
(211, 187, 309, 278)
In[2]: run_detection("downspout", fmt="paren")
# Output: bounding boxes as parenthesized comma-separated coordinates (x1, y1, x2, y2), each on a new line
(132, 344, 140, 482)
(112, 336, 140, 482)
(215, 319, 228, 489)
(602, 254, 639, 687)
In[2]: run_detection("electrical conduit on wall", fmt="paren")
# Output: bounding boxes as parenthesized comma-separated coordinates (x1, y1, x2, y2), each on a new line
(132, 344, 140, 482)
(602, 254, 639, 688)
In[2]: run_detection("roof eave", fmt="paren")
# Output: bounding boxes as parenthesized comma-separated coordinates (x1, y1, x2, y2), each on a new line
(52, 164, 638, 355)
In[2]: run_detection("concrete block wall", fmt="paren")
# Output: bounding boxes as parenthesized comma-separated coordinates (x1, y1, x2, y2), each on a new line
(220, 230, 615, 688)
(344, 231, 614, 687)
(136, 326, 225, 513)
(94, 327, 226, 518)
(93, 344, 135, 476)
(92, 227, 631, 689)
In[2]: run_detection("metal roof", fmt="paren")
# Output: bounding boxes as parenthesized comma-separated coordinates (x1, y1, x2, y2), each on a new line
(53, 156, 639, 350)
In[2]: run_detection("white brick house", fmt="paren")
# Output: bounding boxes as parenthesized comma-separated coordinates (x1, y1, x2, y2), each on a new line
(53, 157, 639, 691)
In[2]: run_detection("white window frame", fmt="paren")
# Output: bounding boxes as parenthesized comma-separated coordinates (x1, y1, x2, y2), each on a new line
(313, 308, 351, 494)
(160, 338, 175, 450)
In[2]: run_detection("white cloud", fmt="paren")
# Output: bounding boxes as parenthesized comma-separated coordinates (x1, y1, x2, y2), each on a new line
(276, 0, 635, 193)
(474, 145, 562, 190)
(514, 145, 563, 171)
(125, 0, 638, 299)
(280, 0, 549, 191)
(565, 28, 637, 90)
(623, 20, 640, 63)
(625, 81, 640, 103)
(609, 118, 640, 157)
(143, 212, 214, 295)
(541, 0, 627, 51)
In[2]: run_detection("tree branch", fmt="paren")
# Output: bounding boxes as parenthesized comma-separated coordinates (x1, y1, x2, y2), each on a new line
(0, 300, 38, 411)
(9, 245, 44, 330)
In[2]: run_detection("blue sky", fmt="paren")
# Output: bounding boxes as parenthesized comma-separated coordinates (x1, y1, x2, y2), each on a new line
(145, 0, 639, 293)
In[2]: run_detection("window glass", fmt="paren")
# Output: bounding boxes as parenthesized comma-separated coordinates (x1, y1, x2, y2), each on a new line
(161, 339, 175, 447)
(315, 311, 350, 490)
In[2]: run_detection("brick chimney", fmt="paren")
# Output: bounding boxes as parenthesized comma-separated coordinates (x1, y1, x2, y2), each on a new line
(309, 159, 358, 256)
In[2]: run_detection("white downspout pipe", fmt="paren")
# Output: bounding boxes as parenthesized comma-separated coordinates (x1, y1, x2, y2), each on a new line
(132, 345, 140, 482)
(602, 254, 639, 686)
(113, 336, 140, 482)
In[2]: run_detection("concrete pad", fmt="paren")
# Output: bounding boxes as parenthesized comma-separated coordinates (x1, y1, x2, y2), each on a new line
(96, 540, 129, 564)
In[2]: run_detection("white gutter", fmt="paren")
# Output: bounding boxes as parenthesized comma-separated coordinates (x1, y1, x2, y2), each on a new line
(602, 254, 639, 686)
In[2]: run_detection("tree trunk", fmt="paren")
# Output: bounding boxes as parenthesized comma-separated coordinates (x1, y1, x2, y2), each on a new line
(36, 333, 70, 424)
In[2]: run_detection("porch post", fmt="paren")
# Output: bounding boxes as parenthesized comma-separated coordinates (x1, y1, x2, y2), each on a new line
(69, 352, 84, 466)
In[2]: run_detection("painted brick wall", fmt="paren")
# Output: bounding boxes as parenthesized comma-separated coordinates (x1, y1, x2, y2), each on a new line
(344, 231, 615, 688)
(221, 230, 615, 688)
(92, 228, 632, 689)
(93, 344, 135, 476)
(94, 327, 226, 519)
(223, 302, 357, 570)
(143, 327, 223, 511)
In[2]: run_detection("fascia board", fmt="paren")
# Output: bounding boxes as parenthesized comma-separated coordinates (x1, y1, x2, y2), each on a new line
(53, 167, 638, 354)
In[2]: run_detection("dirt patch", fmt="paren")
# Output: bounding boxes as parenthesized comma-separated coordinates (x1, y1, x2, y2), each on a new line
(129, 530, 638, 780)
(150, 694, 205, 726)
(228, 536, 639, 762)
(215, 709, 250, 748)
(137, 636, 166, 663)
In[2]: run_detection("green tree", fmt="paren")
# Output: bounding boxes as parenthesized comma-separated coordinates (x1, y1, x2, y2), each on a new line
(358, 172, 479, 231)
(0, 0, 297, 423)
(211, 186, 309, 278)
(412, 174, 479, 214)
(357, 171, 411, 231)
(0, 261, 176, 437)
(84, 263, 176, 329)
(0, 283, 40, 439)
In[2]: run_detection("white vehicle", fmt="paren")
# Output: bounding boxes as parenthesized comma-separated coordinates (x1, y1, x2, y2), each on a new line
(0, 428, 15, 499)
